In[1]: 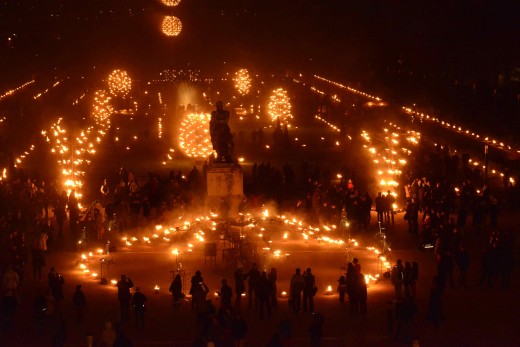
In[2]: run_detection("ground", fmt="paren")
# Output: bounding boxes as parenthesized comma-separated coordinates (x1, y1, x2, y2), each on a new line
(2, 208, 519, 347)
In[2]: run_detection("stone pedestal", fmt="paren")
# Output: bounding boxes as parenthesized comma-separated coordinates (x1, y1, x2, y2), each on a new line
(206, 164, 244, 219)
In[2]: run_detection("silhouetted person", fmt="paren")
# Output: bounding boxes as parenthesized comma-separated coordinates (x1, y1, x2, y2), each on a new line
(303, 268, 316, 314)
(169, 274, 183, 305)
(72, 285, 86, 324)
(117, 275, 133, 322)
(132, 287, 147, 329)
(247, 263, 261, 309)
(290, 268, 304, 313)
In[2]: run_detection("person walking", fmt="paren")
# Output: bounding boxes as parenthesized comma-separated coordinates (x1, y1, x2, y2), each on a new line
(289, 268, 304, 314)
(116, 275, 134, 322)
(132, 287, 147, 329)
(72, 285, 87, 324)
(303, 268, 316, 314)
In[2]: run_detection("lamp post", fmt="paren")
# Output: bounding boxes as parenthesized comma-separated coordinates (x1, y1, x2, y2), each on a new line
(484, 144, 489, 185)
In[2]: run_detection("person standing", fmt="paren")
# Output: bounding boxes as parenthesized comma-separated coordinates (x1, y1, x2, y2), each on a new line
(279, 313, 292, 345)
(132, 287, 147, 329)
(231, 311, 248, 347)
(169, 273, 183, 305)
(386, 190, 396, 224)
(246, 263, 261, 309)
(359, 274, 368, 314)
(48, 267, 64, 304)
(100, 179, 110, 205)
(1, 265, 19, 326)
(391, 260, 404, 300)
(258, 271, 271, 319)
(455, 246, 469, 289)
(308, 312, 324, 347)
(192, 282, 210, 337)
(234, 267, 246, 308)
(100, 321, 116, 347)
(289, 268, 304, 314)
(32, 248, 45, 283)
(268, 267, 278, 311)
(72, 285, 87, 324)
(218, 278, 232, 308)
(410, 262, 419, 297)
(55, 191, 67, 238)
(428, 276, 443, 327)
(190, 270, 203, 311)
(337, 276, 347, 303)
(403, 262, 412, 298)
(303, 268, 316, 314)
(38, 230, 49, 255)
(375, 192, 384, 224)
(352, 258, 361, 274)
(116, 275, 133, 322)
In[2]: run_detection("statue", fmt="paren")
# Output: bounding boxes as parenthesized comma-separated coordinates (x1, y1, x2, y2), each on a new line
(210, 101, 234, 163)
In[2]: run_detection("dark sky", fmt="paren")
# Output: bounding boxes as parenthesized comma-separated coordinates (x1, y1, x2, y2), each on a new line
(0, 0, 518, 81)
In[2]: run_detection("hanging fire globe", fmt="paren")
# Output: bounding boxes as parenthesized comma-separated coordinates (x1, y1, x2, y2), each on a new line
(234, 69, 252, 95)
(178, 113, 214, 159)
(107, 69, 132, 97)
(162, 16, 182, 37)
(161, 0, 181, 6)
(268, 88, 293, 125)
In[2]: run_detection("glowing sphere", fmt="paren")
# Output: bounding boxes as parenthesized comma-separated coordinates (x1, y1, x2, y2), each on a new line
(234, 69, 251, 95)
(268, 88, 293, 125)
(108, 70, 132, 97)
(162, 16, 182, 36)
(178, 113, 214, 159)
(92, 90, 113, 122)
(161, 0, 181, 6)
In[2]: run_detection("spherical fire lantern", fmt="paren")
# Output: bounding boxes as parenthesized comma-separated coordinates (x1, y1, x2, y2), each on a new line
(268, 88, 293, 125)
(92, 90, 113, 122)
(178, 113, 214, 159)
(162, 16, 182, 37)
(107, 69, 132, 97)
(234, 69, 252, 95)
(161, 0, 181, 6)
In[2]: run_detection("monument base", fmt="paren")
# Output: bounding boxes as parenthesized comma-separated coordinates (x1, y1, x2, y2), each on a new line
(206, 163, 244, 219)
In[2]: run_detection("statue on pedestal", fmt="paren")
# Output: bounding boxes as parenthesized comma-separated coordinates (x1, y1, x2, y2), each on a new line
(210, 101, 234, 163)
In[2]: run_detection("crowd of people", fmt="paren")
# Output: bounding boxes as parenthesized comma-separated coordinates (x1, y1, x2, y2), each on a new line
(0, 121, 518, 346)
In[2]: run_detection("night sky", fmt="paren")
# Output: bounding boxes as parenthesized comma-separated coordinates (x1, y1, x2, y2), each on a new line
(0, 0, 518, 82)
